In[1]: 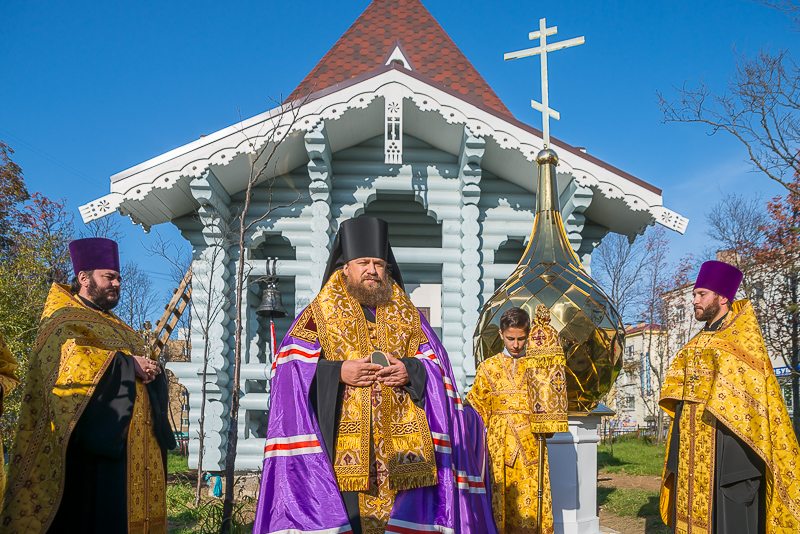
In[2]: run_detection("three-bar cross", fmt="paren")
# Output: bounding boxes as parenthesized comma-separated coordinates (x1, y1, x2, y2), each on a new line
(504, 18, 584, 148)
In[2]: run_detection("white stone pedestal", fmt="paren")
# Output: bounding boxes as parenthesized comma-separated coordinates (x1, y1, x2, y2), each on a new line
(547, 414, 603, 534)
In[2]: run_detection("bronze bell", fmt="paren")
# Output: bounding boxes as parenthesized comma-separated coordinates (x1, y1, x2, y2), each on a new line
(256, 261, 288, 318)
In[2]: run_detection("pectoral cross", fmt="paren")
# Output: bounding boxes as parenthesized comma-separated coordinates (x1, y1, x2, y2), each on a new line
(688, 371, 701, 394)
(504, 18, 585, 148)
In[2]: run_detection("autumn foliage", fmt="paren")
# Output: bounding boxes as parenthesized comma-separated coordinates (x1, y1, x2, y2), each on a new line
(0, 141, 73, 444)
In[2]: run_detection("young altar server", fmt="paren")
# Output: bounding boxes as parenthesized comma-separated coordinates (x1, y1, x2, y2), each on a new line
(468, 305, 569, 534)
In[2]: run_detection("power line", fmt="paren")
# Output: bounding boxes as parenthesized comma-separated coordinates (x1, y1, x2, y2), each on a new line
(142, 269, 181, 283)
(0, 127, 106, 188)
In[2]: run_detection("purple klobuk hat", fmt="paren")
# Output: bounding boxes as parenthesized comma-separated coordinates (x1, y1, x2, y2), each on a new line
(694, 260, 743, 303)
(68, 238, 120, 276)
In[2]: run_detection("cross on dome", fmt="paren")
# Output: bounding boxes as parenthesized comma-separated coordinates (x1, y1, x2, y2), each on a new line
(505, 18, 585, 148)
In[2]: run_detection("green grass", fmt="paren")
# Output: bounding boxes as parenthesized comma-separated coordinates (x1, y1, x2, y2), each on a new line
(166, 475, 255, 534)
(167, 449, 190, 474)
(598, 487, 669, 533)
(167, 477, 209, 533)
(598, 487, 660, 516)
(597, 436, 666, 476)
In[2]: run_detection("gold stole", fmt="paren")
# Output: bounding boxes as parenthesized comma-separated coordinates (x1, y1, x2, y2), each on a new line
(128, 379, 168, 534)
(659, 300, 800, 533)
(310, 270, 437, 492)
(1, 283, 166, 533)
(525, 305, 569, 434)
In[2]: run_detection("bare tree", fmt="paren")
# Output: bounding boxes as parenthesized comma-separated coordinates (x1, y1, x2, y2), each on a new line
(704, 192, 768, 299)
(750, 0, 800, 28)
(80, 217, 123, 241)
(638, 227, 676, 444)
(754, 177, 800, 432)
(220, 101, 307, 533)
(146, 231, 225, 507)
(146, 231, 194, 338)
(116, 262, 157, 332)
(81, 217, 159, 332)
(593, 233, 648, 323)
(703, 189, 800, 433)
(659, 1, 800, 195)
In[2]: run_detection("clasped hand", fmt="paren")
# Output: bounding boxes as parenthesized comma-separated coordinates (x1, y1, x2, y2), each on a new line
(133, 355, 161, 384)
(340, 354, 409, 387)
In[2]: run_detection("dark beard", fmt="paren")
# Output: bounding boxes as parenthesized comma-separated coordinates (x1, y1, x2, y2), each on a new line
(695, 298, 720, 322)
(343, 271, 393, 309)
(87, 277, 120, 311)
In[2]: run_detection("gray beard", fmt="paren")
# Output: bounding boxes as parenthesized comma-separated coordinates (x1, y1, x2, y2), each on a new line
(343, 271, 393, 309)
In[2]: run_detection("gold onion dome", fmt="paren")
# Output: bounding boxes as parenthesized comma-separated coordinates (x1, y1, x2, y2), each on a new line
(473, 148, 624, 412)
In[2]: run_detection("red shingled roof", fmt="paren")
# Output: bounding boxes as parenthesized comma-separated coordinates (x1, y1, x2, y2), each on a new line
(625, 323, 662, 335)
(285, 0, 512, 118)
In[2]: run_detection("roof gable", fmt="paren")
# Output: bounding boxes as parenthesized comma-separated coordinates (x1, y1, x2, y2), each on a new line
(285, 0, 512, 117)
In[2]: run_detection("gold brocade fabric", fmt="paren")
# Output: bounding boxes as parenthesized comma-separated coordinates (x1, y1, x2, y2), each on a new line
(0, 332, 19, 512)
(659, 299, 800, 533)
(129, 380, 167, 534)
(309, 270, 436, 533)
(468, 350, 565, 534)
(0, 331, 18, 401)
(0, 283, 166, 533)
(526, 305, 568, 434)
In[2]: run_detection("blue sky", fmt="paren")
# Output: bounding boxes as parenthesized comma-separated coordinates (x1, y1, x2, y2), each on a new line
(1, 0, 796, 303)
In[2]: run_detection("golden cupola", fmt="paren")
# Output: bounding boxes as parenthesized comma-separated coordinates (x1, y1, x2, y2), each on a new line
(473, 148, 624, 412)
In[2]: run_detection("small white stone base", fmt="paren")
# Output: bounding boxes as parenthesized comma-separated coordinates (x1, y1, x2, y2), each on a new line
(547, 415, 602, 534)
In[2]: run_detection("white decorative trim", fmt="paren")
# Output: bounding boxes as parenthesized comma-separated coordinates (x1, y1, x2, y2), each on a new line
(79, 68, 682, 235)
(651, 206, 689, 234)
(458, 127, 484, 386)
(79, 193, 123, 221)
(384, 83, 403, 164)
(384, 45, 414, 70)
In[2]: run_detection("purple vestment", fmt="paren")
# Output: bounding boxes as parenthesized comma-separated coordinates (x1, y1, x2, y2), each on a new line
(252, 310, 498, 534)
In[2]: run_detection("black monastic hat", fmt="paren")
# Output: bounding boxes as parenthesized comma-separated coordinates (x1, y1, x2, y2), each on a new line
(321, 216, 403, 289)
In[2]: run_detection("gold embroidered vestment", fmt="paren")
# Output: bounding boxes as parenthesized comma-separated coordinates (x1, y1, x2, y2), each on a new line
(0, 283, 166, 534)
(0, 331, 19, 510)
(304, 270, 436, 534)
(659, 299, 800, 533)
(467, 305, 568, 534)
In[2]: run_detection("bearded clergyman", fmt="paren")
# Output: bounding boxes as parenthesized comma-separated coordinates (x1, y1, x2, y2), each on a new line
(1, 237, 176, 534)
(659, 260, 800, 533)
(253, 216, 497, 534)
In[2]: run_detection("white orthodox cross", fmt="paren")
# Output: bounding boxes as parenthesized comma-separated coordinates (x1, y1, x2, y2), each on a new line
(504, 18, 584, 148)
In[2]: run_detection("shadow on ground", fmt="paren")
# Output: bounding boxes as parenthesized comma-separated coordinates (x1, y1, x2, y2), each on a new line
(597, 487, 669, 534)
(597, 451, 631, 470)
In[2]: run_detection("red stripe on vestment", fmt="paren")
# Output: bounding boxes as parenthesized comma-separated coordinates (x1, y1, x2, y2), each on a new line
(264, 440, 319, 452)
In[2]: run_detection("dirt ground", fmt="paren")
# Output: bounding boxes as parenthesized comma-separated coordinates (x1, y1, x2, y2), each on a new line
(597, 472, 661, 492)
(600, 510, 653, 534)
(169, 470, 666, 533)
(167, 470, 199, 487)
(597, 473, 669, 534)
